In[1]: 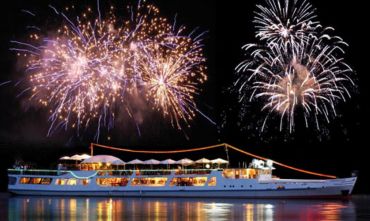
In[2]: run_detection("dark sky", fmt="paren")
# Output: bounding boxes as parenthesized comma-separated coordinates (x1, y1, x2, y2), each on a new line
(0, 0, 369, 193)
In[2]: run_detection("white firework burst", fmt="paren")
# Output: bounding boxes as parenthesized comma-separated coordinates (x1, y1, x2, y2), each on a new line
(236, 0, 355, 132)
(254, 0, 321, 47)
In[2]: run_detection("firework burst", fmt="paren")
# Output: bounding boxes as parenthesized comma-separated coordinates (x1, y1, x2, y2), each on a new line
(235, 0, 355, 132)
(138, 32, 207, 129)
(11, 1, 208, 139)
(254, 0, 320, 47)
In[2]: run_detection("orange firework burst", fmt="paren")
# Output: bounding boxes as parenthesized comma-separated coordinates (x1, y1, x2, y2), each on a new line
(11, 1, 208, 139)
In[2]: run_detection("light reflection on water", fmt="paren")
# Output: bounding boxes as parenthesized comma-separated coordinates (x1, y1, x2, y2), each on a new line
(3, 195, 361, 221)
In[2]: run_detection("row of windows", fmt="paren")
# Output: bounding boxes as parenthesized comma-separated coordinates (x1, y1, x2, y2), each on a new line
(94, 170, 211, 176)
(223, 169, 259, 179)
(19, 177, 52, 185)
(170, 177, 208, 187)
(131, 178, 167, 186)
(18, 177, 88, 186)
(55, 178, 90, 186)
(96, 177, 217, 187)
(97, 171, 133, 176)
(17, 176, 217, 187)
(97, 178, 129, 186)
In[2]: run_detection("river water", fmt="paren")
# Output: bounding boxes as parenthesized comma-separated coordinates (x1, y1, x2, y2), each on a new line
(1, 193, 369, 220)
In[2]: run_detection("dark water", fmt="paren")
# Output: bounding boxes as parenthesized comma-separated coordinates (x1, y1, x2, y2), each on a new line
(1, 193, 370, 221)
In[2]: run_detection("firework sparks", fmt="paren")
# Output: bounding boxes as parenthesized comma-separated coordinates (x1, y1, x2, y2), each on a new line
(254, 0, 320, 47)
(11, 1, 208, 139)
(235, 0, 355, 132)
(139, 37, 207, 129)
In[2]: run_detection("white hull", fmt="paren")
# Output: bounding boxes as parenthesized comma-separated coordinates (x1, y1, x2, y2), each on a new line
(9, 187, 354, 198)
(8, 169, 357, 198)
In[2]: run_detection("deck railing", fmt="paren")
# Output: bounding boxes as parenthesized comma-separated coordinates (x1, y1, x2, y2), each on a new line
(7, 169, 68, 176)
(8, 168, 217, 177)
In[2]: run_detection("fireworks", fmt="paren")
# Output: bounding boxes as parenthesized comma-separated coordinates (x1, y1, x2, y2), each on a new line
(254, 0, 320, 47)
(139, 45, 207, 129)
(235, 0, 354, 132)
(11, 1, 207, 139)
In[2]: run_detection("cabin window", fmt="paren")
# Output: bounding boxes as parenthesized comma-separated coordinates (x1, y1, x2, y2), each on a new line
(208, 177, 217, 186)
(97, 171, 107, 176)
(30, 178, 42, 184)
(67, 179, 77, 185)
(20, 177, 30, 184)
(191, 177, 207, 186)
(40, 178, 52, 185)
(96, 178, 129, 187)
(131, 178, 167, 186)
(222, 169, 234, 179)
(246, 169, 257, 179)
(81, 179, 90, 186)
(8, 177, 17, 185)
(258, 170, 271, 175)
(55, 179, 67, 185)
(169, 178, 179, 186)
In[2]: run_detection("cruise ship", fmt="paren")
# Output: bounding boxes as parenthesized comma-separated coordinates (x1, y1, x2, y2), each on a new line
(7, 144, 357, 198)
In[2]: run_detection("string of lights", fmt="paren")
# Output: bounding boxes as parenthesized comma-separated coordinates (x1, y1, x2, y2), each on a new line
(90, 143, 337, 179)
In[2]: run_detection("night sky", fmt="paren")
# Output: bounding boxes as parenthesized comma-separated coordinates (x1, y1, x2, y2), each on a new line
(0, 0, 368, 193)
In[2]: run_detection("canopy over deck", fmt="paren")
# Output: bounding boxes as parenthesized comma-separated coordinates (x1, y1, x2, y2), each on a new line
(81, 155, 124, 164)
(126, 159, 144, 164)
(176, 158, 194, 166)
(143, 159, 161, 165)
(160, 159, 177, 165)
(211, 158, 229, 164)
(195, 158, 211, 164)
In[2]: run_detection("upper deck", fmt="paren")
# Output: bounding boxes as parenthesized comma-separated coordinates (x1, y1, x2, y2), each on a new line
(8, 167, 269, 179)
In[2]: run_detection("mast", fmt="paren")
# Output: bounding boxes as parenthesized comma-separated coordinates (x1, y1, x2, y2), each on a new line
(90, 143, 94, 156)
